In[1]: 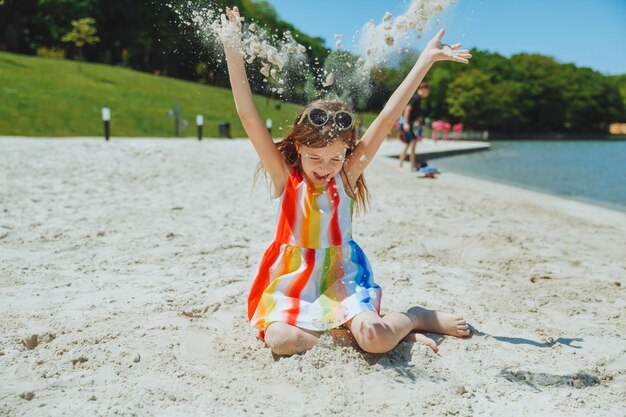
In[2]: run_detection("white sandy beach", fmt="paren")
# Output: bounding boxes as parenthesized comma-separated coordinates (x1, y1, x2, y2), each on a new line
(1, 137, 625, 417)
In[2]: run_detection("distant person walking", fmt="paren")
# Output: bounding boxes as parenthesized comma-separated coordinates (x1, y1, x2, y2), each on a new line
(398, 83, 430, 170)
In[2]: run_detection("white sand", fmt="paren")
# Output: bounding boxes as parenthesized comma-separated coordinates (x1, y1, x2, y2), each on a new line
(1, 138, 625, 416)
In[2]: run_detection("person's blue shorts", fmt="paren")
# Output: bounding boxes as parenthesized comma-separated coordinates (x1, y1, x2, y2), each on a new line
(400, 128, 417, 144)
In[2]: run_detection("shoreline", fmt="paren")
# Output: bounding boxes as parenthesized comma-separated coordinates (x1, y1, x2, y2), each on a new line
(430, 170, 626, 226)
(1, 138, 625, 416)
(428, 166, 626, 214)
(377, 139, 626, 230)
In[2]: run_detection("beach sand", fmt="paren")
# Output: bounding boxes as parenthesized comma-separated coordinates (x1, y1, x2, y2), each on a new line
(1, 138, 625, 416)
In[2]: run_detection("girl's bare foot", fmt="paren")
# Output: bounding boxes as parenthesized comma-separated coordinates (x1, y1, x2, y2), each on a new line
(408, 306, 470, 338)
(403, 332, 439, 352)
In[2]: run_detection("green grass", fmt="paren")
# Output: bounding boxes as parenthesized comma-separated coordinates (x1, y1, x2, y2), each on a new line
(0, 52, 377, 137)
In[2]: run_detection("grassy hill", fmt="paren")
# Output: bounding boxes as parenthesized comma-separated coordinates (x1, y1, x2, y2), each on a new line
(0, 52, 376, 138)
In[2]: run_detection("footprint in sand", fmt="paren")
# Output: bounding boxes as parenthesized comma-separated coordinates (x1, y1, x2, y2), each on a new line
(179, 327, 214, 362)
(21, 333, 56, 350)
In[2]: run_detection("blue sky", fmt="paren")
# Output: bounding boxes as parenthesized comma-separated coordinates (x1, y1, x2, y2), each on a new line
(266, 0, 626, 75)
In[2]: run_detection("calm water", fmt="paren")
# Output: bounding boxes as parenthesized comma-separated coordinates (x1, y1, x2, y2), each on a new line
(433, 140, 626, 212)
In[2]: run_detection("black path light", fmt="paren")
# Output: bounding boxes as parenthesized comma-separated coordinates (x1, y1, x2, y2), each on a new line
(265, 117, 273, 136)
(196, 114, 204, 141)
(102, 107, 111, 141)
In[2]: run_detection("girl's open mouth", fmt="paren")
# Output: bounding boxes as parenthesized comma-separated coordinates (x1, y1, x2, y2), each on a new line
(313, 173, 330, 182)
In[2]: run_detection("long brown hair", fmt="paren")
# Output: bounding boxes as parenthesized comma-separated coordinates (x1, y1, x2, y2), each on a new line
(260, 99, 370, 214)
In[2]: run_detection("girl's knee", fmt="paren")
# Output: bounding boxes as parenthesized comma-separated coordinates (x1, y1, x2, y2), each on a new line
(352, 319, 395, 354)
(265, 323, 317, 356)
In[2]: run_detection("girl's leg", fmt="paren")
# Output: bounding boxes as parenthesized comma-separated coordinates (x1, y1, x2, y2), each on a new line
(264, 322, 321, 356)
(346, 308, 469, 354)
(409, 140, 417, 170)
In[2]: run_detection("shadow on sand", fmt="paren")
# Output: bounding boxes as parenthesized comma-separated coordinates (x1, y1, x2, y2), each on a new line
(468, 324, 583, 349)
(467, 325, 599, 391)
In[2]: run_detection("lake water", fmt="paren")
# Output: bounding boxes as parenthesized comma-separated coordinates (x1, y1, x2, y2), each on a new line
(433, 140, 626, 212)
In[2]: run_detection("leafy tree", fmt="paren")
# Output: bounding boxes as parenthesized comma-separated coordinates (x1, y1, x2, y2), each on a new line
(446, 68, 491, 129)
(508, 53, 567, 131)
(61, 17, 100, 71)
(486, 81, 527, 130)
(598, 74, 626, 128)
(0, 0, 96, 53)
(425, 60, 463, 120)
(607, 75, 626, 122)
(446, 69, 521, 131)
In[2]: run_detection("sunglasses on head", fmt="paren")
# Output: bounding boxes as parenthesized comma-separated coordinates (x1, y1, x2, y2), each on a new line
(297, 107, 355, 131)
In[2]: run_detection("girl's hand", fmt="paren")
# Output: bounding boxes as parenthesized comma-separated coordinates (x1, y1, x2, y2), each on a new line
(423, 28, 472, 64)
(219, 6, 243, 50)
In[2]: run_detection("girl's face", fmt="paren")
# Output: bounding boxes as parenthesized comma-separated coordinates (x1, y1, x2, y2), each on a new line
(297, 140, 348, 185)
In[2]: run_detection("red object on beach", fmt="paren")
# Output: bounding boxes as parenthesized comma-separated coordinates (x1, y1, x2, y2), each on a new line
(431, 120, 444, 142)
(453, 122, 463, 141)
(442, 122, 451, 141)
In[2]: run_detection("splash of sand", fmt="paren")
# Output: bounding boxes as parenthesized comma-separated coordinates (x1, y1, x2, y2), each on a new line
(173, 3, 309, 100)
(173, 0, 456, 107)
(356, 0, 457, 70)
(320, 0, 456, 104)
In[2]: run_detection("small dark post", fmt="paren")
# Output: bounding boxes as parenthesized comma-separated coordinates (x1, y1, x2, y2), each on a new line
(196, 114, 204, 141)
(225, 122, 231, 139)
(174, 104, 181, 137)
(218, 121, 232, 138)
(102, 107, 111, 141)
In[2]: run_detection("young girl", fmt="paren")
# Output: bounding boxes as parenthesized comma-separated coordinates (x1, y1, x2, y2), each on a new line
(220, 6, 472, 356)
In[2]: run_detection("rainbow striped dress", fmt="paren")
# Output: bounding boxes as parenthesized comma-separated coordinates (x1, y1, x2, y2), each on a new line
(248, 169, 382, 339)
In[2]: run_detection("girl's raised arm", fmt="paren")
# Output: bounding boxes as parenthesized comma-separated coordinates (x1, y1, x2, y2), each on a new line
(345, 29, 471, 183)
(220, 7, 289, 191)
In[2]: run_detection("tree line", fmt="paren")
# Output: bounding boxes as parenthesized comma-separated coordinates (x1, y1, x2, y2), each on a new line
(1, 0, 624, 133)
(0, 0, 328, 83)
